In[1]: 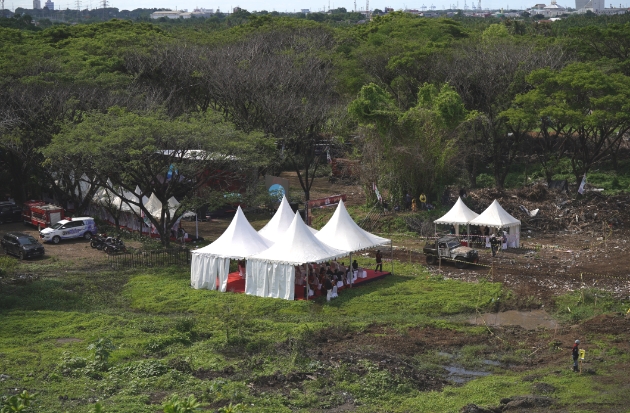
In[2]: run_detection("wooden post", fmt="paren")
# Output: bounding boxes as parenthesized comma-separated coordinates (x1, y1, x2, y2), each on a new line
(391, 240, 394, 275)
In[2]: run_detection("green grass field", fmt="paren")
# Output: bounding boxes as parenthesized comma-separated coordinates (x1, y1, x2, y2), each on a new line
(1, 257, 628, 413)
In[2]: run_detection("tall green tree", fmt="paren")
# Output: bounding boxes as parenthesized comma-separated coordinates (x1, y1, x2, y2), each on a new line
(502, 62, 630, 184)
(433, 34, 568, 188)
(44, 108, 273, 245)
(349, 82, 465, 204)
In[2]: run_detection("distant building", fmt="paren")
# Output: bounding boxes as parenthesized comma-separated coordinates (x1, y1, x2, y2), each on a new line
(575, 0, 627, 12)
(529, 0, 566, 16)
(543, 1, 566, 15)
(301, 8, 310, 13)
(44, 0, 54, 9)
(150, 10, 192, 18)
(33, 0, 41, 9)
(191, 8, 214, 16)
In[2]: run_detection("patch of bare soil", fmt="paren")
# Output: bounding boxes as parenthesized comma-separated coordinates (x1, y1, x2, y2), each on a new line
(278, 171, 366, 206)
(0, 222, 114, 273)
(55, 338, 83, 345)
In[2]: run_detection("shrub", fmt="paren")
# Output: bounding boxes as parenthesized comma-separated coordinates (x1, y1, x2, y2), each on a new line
(162, 394, 201, 413)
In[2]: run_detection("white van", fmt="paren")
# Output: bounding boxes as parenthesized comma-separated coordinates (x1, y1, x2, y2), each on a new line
(40, 217, 98, 244)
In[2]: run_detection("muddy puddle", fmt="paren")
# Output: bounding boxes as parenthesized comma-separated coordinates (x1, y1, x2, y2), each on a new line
(445, 366, 491, 383)
(469, 309, 558, 330)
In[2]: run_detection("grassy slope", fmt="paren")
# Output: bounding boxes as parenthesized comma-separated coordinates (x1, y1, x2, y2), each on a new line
(0, 259, 625, 412)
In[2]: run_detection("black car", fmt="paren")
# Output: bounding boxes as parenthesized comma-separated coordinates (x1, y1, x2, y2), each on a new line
(1, 232, 45, 260)
(0, 202, 22, 225)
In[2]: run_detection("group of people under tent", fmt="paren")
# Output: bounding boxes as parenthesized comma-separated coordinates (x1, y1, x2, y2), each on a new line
(234, 249, 385, 302)
(295, 259, 362, 301)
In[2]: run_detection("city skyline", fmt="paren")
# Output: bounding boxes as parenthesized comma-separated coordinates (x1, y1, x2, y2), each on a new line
(7, 0, 630, 14)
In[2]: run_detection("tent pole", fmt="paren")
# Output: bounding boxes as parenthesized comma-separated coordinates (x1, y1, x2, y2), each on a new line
(390, 240, 393, 275)
(349, 253, 352, 288)
(195, 213, 198, 239)
(306, 264, 309, 301)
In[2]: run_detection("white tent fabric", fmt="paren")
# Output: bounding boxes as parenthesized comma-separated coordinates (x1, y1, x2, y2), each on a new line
(433, 196, 480, 236)
(246, 213, 347, 300)
(245, 260, 294, 300)
(258, 195, 317, 242)
(191, 206, 272, 292)
(190, 254, 230, 291)
(249, 213, 346, 265)
(469, 199, 521, 247)
(257, 196, 295, 243)
(315, 200, 390, 252)
(434, 197, 479, 225)
(144, 193, 180, 219)
(194, 206, 272, 259)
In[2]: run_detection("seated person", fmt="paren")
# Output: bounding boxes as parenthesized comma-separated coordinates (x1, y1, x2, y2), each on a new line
(327, 262, 335, 276)
(308, 272, 318, 296)
(352, 260, 359, 271)
(323, 276, 333, 299)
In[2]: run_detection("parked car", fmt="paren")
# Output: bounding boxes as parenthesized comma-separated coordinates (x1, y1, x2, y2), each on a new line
(423, 236, 479, 269)
(1, 232, 45, 260)
(0, 202, 22, 225)
(39, 217, 97, 244)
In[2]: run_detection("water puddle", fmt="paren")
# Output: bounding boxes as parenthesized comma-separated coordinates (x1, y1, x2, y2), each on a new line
(436, 352, 499, 384)
(469, 309, 558, 330)
(444, 366, 491, 383)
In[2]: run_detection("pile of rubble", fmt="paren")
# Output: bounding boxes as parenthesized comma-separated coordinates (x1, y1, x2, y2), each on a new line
(458, 184, 629, 233)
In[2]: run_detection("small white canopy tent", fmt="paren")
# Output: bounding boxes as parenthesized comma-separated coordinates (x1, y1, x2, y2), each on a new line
(246, 213, 346, 300)
(433, 197, 479, 236)
(258, 195, 318, 242)
(469, 199, 521, 247)
(191, 206, 272, 292)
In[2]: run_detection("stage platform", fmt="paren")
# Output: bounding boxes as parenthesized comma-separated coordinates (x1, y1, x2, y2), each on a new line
(224, 268, 392, 300)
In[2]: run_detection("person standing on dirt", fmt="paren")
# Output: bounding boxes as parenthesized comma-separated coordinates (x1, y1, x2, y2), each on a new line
(375, 250, 383, 272)
(490, 234, 500, 257)
(572, 340, 580, 372)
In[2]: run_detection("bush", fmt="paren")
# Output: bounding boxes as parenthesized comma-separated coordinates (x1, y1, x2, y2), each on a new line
(162, 394, 201, 413)
(0, 256, 18, 277)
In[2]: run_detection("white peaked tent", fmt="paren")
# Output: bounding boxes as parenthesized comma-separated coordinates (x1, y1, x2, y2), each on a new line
(246, 213, 347, 300)
(433, 197, 480, 236)
(258, 196, 317, 242)
(315, 200, 390, 252)
(191, 206, 272, 292)
(469, 199, 521, 247)
(144, 193, 180, 219)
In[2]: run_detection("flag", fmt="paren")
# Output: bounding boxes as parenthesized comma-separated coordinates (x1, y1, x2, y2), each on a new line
(578, 174, 587, 194)
(373, 182, 382, 202)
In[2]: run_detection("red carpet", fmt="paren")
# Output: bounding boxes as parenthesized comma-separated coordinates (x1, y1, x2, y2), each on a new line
(224, 269, 391, 300)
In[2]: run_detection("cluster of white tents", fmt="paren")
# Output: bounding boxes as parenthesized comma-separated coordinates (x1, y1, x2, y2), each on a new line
(434, 197, 521, 247)
(190, 196, 391, 301)
(89, 184, 188, 236)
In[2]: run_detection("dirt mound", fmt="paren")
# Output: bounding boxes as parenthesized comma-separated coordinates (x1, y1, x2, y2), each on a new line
(451, 187, 630, 233)
(461, 395, 555, 413)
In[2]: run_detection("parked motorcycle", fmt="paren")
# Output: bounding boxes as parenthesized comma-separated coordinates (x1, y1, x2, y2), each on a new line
(90, 233, 108, 250)
(103, 236, 126, 254)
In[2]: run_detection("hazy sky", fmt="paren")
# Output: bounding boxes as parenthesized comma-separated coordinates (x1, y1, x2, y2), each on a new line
(11, 0, 618, 16)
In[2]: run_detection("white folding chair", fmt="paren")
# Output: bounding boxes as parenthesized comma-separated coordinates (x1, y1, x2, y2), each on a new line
(332, 285, 338, 298)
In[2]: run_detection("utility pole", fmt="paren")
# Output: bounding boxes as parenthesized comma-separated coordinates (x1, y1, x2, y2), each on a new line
(366, 0, 369, 17)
